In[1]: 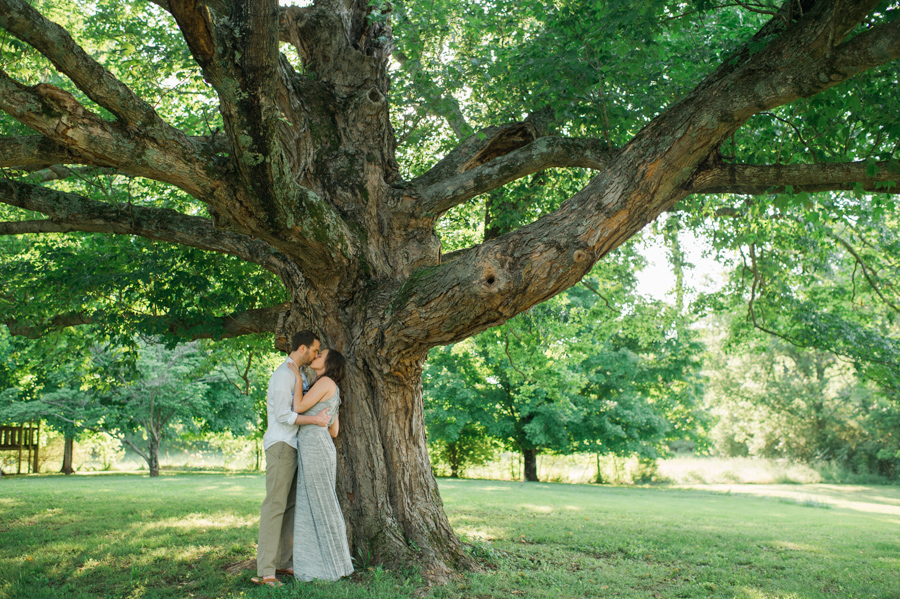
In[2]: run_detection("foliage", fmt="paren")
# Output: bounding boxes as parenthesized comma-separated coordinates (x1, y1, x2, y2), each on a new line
(424, 240, 706, 479)
(703, 318, 900, 478)
(0, 331, 257, 475)
(682, 180, 900, 396)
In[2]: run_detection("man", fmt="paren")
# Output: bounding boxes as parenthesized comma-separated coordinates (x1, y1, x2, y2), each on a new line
(253, 330, 330, 587)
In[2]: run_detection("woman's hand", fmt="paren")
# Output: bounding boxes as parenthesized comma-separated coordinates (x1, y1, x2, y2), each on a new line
(287, 361, 301, 378)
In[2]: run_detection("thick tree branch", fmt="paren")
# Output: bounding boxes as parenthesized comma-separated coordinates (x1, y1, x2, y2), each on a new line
(0, 0, 187, 135)
(692, 160, 900, 195)
(723, 1, 900, 121)
(412, 121, 546, 190)
(148, 0, 230, 17)
(0, 179, 283, 270)
(167, 0, 357, 274)
(167, 0, 219, 72)
(0, 133, 230, 172)
(0, 136, 80, 169)
(390, 2, 900, 357)
(0, 73, 217, 198)
(416, 137, 616, 215)
(278, 5, 317, 61)
(4, 303, 285, 340)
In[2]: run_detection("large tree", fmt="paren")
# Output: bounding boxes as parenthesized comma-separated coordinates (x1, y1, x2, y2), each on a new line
(1, 0, 899, 580)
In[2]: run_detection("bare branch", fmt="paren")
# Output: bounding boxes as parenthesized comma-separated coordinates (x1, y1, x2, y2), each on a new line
(4, 303, 286, 340)
(416, 136, 614, 216)
(579, 281, 615, 312)
(692, 160, 900, 195)
(0, 178, 284, 269)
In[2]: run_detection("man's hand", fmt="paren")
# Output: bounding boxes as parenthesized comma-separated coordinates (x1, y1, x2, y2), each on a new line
(310, 407, 331, 427)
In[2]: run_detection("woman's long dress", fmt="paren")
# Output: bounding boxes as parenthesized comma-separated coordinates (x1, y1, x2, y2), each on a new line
(293, 387, 354, 581)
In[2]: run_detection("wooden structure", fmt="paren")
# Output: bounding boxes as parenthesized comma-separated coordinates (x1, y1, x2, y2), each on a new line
(0, 422, 40, 474)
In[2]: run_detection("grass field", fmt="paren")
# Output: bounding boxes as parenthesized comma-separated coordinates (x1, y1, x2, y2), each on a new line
(1, 474, 898, 599)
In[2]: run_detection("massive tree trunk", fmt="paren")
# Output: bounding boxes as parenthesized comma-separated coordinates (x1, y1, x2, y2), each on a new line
(2, 0, 900, 582)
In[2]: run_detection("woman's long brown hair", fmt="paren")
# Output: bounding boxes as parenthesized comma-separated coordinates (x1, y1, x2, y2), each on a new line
(320, 349, 345, 384)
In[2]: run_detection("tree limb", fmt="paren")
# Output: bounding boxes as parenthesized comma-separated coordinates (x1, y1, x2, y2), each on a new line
(724, 1, 900, 122)
(4, 303, 286, 340)
(386, 1, 900, 357)
(0, 72, 217, 198)
(412, 120, 548, 190)
(0, 133, 231, 172)
(0, 136, 81, 169)
(0, 0, 187, 135)
(692, 160, 900, 195)
(416, 136, 615, 216)
(0, 179, 284, 269)
(166, 0, 219, 72)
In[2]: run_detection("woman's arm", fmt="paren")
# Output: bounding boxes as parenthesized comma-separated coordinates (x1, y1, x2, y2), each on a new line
(293, 377, 336, 414)
(289, 363, 305, 403)
(328, 414, 339, 438)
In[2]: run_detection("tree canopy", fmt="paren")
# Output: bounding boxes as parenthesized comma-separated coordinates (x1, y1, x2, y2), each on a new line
(2, 0, 899, 580)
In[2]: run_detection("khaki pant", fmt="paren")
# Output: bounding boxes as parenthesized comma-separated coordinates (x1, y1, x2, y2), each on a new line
(257, 442, 298, 577)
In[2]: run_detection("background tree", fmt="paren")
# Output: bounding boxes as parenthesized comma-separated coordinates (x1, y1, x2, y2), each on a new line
(425, 244, 705, 481)
(423, 347, 499, 479)
(197, 335, 283, 470)
(2, 0, 899, 578)
(703, 321, 900, 478)
(2, 334, 254, 476)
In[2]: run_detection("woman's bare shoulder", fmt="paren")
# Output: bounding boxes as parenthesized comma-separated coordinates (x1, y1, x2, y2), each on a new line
(313, 376, 336, 392)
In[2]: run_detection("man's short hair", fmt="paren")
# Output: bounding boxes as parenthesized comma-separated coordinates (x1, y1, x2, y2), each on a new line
(290, 330, 319, 353)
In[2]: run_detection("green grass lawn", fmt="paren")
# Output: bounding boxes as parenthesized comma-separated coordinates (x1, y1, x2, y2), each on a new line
(1, 474, 898, 599)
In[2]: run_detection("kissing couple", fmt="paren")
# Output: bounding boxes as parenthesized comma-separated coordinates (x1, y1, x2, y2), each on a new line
(252, 330, 353, 587)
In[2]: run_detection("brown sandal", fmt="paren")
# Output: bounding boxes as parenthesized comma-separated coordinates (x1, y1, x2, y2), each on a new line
(250, 576, 283, 587)
(275, 568, 294, 576)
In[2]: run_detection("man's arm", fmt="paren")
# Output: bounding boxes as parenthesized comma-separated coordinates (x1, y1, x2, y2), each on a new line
(296, 407, 331, 427)
(271, 366, 330, 428)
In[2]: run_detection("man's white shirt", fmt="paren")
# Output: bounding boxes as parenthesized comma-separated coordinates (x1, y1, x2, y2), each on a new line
(262, 358, 309, 450)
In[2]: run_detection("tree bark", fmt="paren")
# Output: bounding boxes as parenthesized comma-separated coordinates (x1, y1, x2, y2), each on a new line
(147, 433, 161, 478)
(60, 435, 75, 475)
(523, 449, 539, 482)
(447, 442, 461, 479)
(328, 332, 475, 579)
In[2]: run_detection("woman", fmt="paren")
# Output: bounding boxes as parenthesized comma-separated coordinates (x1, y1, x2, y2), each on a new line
(286, 349, 354, 582)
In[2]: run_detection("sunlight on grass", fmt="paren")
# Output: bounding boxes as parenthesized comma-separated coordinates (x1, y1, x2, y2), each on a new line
(455, 526, 502, 541)
(519, 503, 556, 513)
(683, 484, 900, 516)
(740, 588, 803, 598)
(771, 541, 820, 553)
(140, 512, 258, 531)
